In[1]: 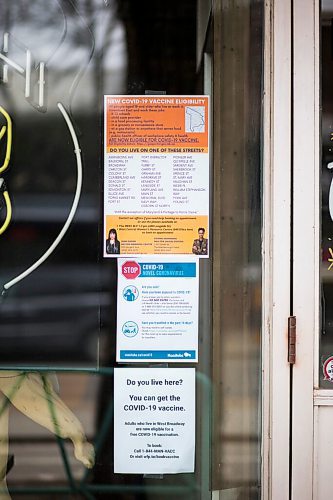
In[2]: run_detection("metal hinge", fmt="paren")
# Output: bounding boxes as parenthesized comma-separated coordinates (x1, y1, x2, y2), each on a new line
(288, 316, 296, 364)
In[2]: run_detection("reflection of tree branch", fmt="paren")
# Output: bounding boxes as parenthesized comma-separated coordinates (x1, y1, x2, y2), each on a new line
(89, 0, 118, 110)
(58, 0, 96, 117)
(46, 0, 67, 65)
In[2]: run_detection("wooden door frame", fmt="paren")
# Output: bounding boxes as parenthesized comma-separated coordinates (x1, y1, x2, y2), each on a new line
(292, 0, 319, 498)
(262, 0, 292, 498)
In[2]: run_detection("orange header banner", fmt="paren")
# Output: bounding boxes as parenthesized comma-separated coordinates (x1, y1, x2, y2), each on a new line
(105, 96, 209, 153)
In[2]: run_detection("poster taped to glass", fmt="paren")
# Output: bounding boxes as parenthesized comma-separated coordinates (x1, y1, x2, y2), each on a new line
(103, 95, 210, 257)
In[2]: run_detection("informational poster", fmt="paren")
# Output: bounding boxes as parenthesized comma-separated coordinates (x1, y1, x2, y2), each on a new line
(103, 95, 209, 257)
(117, 257, 199, 362)
(114, 367, 195, 474)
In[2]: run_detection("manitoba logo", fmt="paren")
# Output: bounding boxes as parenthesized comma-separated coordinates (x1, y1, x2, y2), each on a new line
(323, 356, 333, 381)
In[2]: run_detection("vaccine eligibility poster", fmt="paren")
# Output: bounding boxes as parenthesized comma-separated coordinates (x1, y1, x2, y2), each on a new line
(117, 257, 199, 362)
(103, 95, 209, 257)
(114, 367, 195, 474)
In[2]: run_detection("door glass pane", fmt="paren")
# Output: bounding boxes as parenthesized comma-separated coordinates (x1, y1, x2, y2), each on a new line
(211, 0, 264, 497)
(0, 0, 264, 498)
(321, 3, 333, 387)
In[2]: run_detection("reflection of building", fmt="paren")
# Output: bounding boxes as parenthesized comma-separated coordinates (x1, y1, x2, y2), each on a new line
(0, 0, 126, 195)
(0, 1, 127, 113)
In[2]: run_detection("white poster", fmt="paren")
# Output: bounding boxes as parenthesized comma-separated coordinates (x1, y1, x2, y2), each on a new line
(114, 367, 195, 474)
(117, 257, 199, 363)
(103, 95, 209, 257)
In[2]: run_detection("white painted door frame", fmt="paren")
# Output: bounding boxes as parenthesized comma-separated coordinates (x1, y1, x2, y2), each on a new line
(262, 0, 292, 498)
(292, 1, 333, 499)
(292, 0, 319, 499)
(263, 0, 320, 498)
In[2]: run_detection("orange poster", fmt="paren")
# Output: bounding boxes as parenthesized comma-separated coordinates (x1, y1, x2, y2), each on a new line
(103, 95, 210, 257)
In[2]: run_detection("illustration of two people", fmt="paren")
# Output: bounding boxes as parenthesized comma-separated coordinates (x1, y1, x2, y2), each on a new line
(106, 228, 121, 254)
(192, 227, 208, 255)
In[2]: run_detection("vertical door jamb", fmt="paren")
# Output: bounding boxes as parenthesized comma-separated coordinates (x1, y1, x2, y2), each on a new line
(262, 0, 292, 498)
(292, 0, 320, 499)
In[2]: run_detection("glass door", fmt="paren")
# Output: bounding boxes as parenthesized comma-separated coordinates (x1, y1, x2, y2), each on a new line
(0, 2, 267, 499)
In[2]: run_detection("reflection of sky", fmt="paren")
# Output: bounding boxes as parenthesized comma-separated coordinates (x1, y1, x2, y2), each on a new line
(0, 0, 127, 112)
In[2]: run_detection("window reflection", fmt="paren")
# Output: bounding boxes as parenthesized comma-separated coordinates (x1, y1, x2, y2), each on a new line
(0, 0, 264, 498)
(0, 0, 125, 366)
(321, 11, 333, 387)
(211, 1, 263, 497)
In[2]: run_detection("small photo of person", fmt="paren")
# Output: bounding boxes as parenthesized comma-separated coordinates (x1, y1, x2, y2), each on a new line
(106, 228, 121, 254)
(192, 227, 208, 255)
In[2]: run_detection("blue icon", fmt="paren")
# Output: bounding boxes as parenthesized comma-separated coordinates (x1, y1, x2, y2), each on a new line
(122, 321, 139, 338)
(123, 285, 139, 302)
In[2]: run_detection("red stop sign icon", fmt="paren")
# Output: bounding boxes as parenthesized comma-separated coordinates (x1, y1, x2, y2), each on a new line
(121, 261, 141, 279)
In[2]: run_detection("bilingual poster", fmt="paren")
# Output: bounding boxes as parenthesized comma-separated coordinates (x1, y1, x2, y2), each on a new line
(103, 95, 209, 257)
(114, 367, 195, 474)
(117, 257, 199, 363)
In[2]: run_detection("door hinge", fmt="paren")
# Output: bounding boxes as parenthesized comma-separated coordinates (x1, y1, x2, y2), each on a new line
(288, 316, 296, 364)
